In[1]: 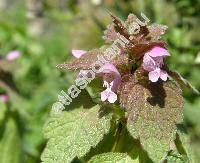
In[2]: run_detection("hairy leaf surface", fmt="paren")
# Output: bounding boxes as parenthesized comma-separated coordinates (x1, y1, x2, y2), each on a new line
(88, 152, 136, 163)
(120, 80, 184, 162)
(41, 104, 112, 163)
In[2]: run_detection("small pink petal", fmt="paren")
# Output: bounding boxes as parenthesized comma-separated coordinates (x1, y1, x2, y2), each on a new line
(101, 90, 108, 101)
(160, 70, 168, 81)
(142, 54, 156, 71)
(0, 94, 9, 103)
(72, 50, 87, 58)
(107, 91, 117, 103)
(149, 68, 161, 82)
(6, 50, 21, 60)
(148, 46, 170, 57)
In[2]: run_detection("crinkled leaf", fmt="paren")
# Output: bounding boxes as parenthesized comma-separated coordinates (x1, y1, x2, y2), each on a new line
(168, 70, 199, 95)
(58, 13, 169, 72)
(88, 152, 136, 163)
(120, 80, 184, 162)
(41, 104, 112, 163)
(110, 13, 130, 41)
(128, 41, 166, 59)
(110, 13, 167, 58)
(103, 24, 120, 43)
(125, 13, 149, 37)
(0, 118, 22, 163)
(147, 23, 168, 41)
(57, 46, 129, 72)
(56, 49, 102, 70)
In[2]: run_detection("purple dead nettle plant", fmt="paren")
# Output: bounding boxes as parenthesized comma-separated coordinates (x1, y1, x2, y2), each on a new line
(42, 13, 199, 162)
(53, 13, 151, 110)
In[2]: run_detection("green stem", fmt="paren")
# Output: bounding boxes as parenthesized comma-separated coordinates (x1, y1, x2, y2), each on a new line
(111, 122, 122, 152)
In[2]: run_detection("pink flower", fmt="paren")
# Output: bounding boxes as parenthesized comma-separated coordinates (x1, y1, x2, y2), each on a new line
(101, 81, 117, 103)
(142, 46, 170, 82)
(99, 63, 121, 92)
(71, 50, 121, 103)
(99, 64, 121, 103)
(0, 94, 9, 103)
(6, 50, 21, 60)
(72, 50, 87, 58)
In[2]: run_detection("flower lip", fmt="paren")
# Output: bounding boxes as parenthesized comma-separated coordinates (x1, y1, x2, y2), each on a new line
(148, 68, 168, 82)
(101, 81, 117, 103)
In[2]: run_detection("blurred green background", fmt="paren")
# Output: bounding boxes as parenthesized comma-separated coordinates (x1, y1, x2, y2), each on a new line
(0, 0, 199, 162)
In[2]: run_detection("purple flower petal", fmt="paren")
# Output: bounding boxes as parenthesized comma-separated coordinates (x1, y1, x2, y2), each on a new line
(148, 46, 170, 57)
(99, 63, 121, 92)
(101, 89, 109, 101)
(107, 91, 117, 103)
(160, 70, 168, 81)
(101, 81, 118, 103)
(149, 68, 161, 82)
(72, 50, 87, 58)
(142, 54, 156, 71)
(6, 50, 21, 60)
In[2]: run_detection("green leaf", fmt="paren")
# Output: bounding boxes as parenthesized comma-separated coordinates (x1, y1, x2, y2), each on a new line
(175, 132, 197, 162)
(164, 131, 197, 162)
(88, 152, 137, 163)
(0, 118, 22, 163)
(166, 151, 185, 163)
(123, 81, 184, 162)
(41, 104, 113, 163)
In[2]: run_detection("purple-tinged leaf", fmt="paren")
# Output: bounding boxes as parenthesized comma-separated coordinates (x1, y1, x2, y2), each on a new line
(120, 79, 184, 162)
(103, 24, 120, 43)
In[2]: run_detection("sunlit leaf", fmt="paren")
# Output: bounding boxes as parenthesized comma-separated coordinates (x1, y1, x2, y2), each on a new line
(88, 152, 136, 163)
(41, 104, 112, 163)
(121, 80, 184, 162)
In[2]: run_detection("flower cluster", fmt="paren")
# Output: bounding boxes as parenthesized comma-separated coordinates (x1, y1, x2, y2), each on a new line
(142, 46, 170, 82)
(58, 13, 194, 105)
(72, 50, 121, 103)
